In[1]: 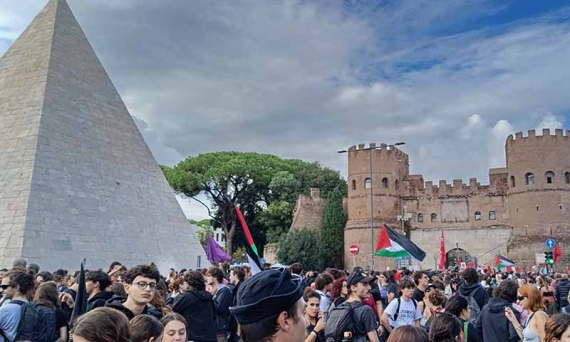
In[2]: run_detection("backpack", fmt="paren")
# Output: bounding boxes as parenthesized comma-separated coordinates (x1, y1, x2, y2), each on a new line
(457, 287, 482, 325)
(0, 300, 56, 342)
(392, 297, 418, 323)
(324, 301, 364, 342)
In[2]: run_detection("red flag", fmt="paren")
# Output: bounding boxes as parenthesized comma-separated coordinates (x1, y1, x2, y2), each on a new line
(438, 228, 446, 270)
(375, 224, 391, 251)
(554, 245, 563, 263)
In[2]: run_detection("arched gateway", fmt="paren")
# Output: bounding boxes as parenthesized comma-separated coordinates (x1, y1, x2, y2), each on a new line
(446, 248, 471, 268)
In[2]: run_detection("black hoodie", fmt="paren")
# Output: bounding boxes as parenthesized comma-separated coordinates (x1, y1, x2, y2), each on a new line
(87, 291, 114, 312)
(556, 278, 570, 308)
(457, 282, 489, 310)
(172, 290, 217, 342)
(105, 296, 148, 320)
(474, 297, 520, 342)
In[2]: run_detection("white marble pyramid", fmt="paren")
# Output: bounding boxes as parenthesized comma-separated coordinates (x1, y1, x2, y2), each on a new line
(0, 0, 209, 271)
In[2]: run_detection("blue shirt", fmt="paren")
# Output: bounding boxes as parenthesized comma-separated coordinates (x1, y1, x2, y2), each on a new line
(0, 300, 26, 342)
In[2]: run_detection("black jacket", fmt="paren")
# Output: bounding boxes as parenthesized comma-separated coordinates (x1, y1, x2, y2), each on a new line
(213, 285, 233, 334)
(457, 282, 489, 310)
(87, 291, 114, 312)
(460, 318, 482, 342)
(228, 282, 241, 342)
(172, 290, 217, 342)
(105, 296, 148, 320)
(475, 297, 520, 342)
(556, 279, 570, 308)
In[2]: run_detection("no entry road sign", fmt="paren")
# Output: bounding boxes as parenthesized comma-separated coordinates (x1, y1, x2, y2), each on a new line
(349, 244, 359, 255)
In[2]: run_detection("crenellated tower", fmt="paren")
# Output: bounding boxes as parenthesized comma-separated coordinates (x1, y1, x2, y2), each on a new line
(344, 143, 409, 269)
(506, 129, 570, 237)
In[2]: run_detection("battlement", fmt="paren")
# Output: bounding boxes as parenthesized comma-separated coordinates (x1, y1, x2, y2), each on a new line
(347, 143, 409, 162)
(406, 172, 508, 198)
(506, 128, 570, 144)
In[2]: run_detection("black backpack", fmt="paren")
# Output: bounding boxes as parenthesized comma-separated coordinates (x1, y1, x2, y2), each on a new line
(2, 300, 56, 342)
(324, 301, 364, 342)
(392, 297, 418, 322)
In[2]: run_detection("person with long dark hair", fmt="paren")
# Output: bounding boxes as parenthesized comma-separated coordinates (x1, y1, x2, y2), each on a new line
(33, 281, 68, 342)
(428, 313, 462, 342)
(445, 295, 481, 342)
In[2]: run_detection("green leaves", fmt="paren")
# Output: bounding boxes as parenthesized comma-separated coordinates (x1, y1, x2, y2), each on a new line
(321, 188, 346, 268)
(162, 151, 346, 254)
(277, 229, 324, 271)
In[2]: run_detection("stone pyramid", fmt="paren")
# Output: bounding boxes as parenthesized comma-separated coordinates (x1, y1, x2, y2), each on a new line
(0, 0, 209, 271)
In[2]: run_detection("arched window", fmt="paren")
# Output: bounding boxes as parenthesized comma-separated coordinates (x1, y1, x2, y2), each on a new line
(382, 177, 389, 188)
(364, 178, 371, 189)
(417, 213, 424, 223)
(546, 171, 555, 184)
(489, 211, 496, 220)
(565, 172, 570, 184)
(431, 213, 437, 222)
(474, 211, 481, 221)
(395, 180, 399, 191)
(352, 180, 356, 191)
(510, 176, 515, 188)
(525, 173, 535, 185)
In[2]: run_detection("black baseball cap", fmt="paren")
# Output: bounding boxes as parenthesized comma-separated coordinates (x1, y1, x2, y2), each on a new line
(229, 268, 303, 325)
(347, 269, 375, 287)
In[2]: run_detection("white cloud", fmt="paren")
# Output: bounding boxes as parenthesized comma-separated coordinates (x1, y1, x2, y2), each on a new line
(0, 1, 569, 190)
(536, 113, 564, 132)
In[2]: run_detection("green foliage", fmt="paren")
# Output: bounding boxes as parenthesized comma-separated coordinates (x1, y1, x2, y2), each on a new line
(277, 229, 324, 271)
(257, 200, 293, 243)
(190, 219, 214, 246)
(320, 188, 346, 268)
(162, 152, 346, 254)
(232, 246, 247, 263)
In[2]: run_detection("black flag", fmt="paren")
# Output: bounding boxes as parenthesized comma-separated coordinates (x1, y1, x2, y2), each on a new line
(70, 258, 88, 325)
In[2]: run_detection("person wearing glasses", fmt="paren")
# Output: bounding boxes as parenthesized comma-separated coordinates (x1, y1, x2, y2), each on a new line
(0, 269, 35, 341)
(105, 264, 160, 320)
(505, 284, 548, 342)
(172, 270, 217, 342)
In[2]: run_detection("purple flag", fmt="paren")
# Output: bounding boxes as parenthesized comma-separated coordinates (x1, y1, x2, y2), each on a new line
(206, 235, 232, 263)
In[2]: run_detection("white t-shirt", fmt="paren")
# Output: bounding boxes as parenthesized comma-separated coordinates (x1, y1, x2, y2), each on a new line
(384, 297, 422, 328)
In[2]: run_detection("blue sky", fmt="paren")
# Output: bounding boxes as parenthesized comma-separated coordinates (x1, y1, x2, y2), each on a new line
(1, 0, 569, 219)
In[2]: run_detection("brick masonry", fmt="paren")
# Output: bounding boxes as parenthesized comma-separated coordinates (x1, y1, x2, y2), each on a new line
(0, 0, 208, 271)
(290, 188, 325, 231)
(342, 130, 570, 270)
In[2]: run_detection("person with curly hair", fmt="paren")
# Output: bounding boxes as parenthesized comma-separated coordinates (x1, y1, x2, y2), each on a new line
(330, 276, 348, 306)
(105, 264, 160, 320)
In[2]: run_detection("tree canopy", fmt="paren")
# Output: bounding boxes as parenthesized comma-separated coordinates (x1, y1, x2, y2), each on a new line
(162, 151, 345, 254)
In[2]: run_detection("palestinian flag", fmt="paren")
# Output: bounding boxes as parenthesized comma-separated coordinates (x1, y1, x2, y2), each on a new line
(494, 254, 515, 269)
(374, 224, 426, 262)
(235, 205, 263, 275)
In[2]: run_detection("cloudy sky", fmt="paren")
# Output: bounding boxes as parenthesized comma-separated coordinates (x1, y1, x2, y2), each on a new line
(2, 0, 569, 220)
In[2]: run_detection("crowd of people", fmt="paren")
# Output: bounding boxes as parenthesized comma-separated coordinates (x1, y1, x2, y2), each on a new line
(1, 257, 570, 342)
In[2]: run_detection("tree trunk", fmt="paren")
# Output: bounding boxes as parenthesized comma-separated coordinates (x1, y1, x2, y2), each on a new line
(225, 220, 236, 256)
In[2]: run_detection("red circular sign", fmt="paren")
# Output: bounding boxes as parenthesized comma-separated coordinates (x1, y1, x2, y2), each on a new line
(349, 244, 359, 255)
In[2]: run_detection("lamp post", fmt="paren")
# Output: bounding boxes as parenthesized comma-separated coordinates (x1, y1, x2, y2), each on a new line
(339, 141, 406, 271)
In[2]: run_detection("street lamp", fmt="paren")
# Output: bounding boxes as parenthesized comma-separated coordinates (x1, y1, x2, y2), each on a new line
(339, 141, 406, 271)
